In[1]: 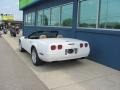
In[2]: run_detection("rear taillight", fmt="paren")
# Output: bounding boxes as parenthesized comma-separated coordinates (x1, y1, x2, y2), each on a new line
(85, 43, 88, 47)
(80, 43, 83, 48)
(58, 45, 62, 50)
(51, 45, 56, 50)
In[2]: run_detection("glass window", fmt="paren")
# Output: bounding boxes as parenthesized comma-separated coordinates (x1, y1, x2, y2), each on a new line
(31, 12, 35, 26)
(100, 0, 120, 29)
(37, 10, 44, 26)
(24, 14, 28, 25)
(43, 9, 51, 26)
(61, 3, 73, 26)
(27, 13, 31, 25)
(78, 0, 97, 28)
(24, 12, 35, 26)
(51, 6, 61, 26)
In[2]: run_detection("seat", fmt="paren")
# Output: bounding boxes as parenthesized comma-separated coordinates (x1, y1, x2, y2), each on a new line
(57, 34, 63, 38)
(39, 35, 47, 39)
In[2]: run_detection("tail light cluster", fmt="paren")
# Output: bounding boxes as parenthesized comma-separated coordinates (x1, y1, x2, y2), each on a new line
(51, 45, 63, 50)
(80, 43, 88, 48)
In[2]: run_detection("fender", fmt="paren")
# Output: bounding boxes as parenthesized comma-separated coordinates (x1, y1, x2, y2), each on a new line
(30, 43, 39, 54)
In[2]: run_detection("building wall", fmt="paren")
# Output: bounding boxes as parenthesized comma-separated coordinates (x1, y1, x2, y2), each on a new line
(76, 29, 120, 70)
(22, 0, 120, 70)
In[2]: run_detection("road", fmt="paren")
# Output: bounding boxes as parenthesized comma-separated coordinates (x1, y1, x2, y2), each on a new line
(0, 38, 48, 90)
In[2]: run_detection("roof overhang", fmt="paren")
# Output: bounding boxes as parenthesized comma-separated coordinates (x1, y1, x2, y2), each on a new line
(19, 0, 43, 10)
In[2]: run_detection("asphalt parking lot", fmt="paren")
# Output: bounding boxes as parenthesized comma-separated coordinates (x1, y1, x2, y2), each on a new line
(3, 32, 120, 90)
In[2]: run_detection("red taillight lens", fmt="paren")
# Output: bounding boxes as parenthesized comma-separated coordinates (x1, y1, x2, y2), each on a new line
(85, 43, 88, 47)
(58, 45, 62, 50)
(51, 45, 56, 50)
(80, 43, 83, 48)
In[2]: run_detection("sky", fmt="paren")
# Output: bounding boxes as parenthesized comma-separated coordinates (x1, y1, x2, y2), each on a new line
(0, 0, 23, 21)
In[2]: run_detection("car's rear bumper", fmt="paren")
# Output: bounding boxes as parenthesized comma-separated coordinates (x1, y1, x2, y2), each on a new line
(38, 43, 90, 62)
(38, 53, 89, 62)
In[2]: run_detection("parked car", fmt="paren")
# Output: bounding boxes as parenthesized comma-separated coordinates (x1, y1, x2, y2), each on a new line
(19, 31, 90, 66)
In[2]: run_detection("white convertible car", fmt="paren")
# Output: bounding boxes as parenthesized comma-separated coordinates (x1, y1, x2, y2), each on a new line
(19, 31, 90, 66)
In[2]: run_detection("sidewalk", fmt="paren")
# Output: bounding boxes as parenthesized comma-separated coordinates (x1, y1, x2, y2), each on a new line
(0, 37, 48, 90)
(3, 32, 120, 90)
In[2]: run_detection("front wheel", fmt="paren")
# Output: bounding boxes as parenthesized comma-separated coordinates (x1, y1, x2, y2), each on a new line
(19, 41, 25, 52)
(31, 48, 44, 66)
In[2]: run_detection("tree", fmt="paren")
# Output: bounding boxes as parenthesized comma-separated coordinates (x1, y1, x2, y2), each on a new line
(62, 18, 72, 26)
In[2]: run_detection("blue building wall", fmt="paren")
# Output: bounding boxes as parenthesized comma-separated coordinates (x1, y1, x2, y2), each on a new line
(76, 29, 120, 70)
(22, 0, 120, 70)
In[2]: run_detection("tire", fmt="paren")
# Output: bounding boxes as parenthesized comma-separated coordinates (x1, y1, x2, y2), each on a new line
(19, 41, 25, 52)
(31, 48, 44, 66)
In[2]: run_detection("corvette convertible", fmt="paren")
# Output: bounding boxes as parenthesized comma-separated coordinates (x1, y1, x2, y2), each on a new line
(19, 31, 90, 66)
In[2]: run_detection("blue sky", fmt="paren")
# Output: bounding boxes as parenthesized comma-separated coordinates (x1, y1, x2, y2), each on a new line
(0, 0, 23, 21)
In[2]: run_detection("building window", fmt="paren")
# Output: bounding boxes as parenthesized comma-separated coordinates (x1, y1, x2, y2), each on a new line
(78, 0, 98, 28)
(43, 9, 51, 26)
(31, 12, 35, 26)
(36, 3, 73, 27)
(24, 12, 35, 26)
(61, 3, 73, 26)
(24, 14, 28, 25)
(100, 0, 120, 29)
(51, 6, 61, 26)
(37, 9, 50, 26)
(37, 10, 44, 26)
(27, 13, 31, 25)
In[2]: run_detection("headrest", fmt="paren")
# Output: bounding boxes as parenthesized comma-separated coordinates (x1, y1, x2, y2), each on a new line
(39, 35, 47, 39)
(57, 35, 63, 38)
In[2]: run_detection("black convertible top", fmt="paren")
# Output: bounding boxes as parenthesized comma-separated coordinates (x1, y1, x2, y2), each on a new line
(28, 31, 58, 39)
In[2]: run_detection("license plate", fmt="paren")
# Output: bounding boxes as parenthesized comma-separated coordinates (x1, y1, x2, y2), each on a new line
(65, 48, 78, 55)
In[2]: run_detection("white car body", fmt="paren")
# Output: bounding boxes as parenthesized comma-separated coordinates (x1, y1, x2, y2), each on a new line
(19, 36, 90, 62)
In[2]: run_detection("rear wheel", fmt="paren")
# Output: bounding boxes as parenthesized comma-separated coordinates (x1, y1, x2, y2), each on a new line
(31, 48, 44, 66)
